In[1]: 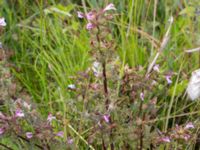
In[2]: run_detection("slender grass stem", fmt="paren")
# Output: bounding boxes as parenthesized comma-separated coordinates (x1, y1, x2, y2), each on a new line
(68, 124, 95, 150)
(165, 63, 182, 132)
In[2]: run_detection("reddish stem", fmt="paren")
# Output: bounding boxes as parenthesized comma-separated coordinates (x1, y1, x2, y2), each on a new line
(102, 61, 109, 110)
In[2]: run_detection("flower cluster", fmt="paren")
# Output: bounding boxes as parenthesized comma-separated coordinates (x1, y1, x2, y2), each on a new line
(78, 3, 116, 30)
(0, 98, 72, 149)
(157, 122, 195, 144)
(77, 3, 116, 64)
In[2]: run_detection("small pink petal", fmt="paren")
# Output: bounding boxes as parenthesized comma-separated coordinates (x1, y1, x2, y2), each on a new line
(103, 3, 116, 12)
(77, 11, 84, 18)
(165, 75, 172, 84)
(26, 132, 33, 139)
(153, 64, 160, 72)
(140, 92, 144, 101)
(56, 131, 64, 138)
(86, 11, 96, 21)
(185, 122, 194, 129)
(86, 23, 95, 30)
(47, 113, 56, 123)
(103, 114, 110, 123)
(183, 134, 191, 141)
(160, 137, 171, 143)
(15, 109, 25, 118)
(0, 112, 6, 119)
(0, 128, 5, 135)
(0, 18, 6, 26)
(68, 138, 73, 144)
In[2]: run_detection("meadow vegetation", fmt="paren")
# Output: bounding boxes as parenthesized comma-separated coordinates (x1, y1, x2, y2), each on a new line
(0, 0, 200, 149)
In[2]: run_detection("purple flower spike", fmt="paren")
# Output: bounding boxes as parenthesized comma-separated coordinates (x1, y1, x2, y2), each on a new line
(47, 113, 56, 123)
(165, 75, 172, 84)
(0, 18, 6, 26)
(15, 109, 25, 118)
(103, 3, 116, 12)
(86, 23, 95, 30)
(160, 136, 171, 143)
(0, 128, 5, 135)
(185, 122, 194, 129)
(103, 114, 110, 123)
(56, 131, 64, 138)
(77, 11, 84, 18)
(140, 92, 144, 101)
(26, 132, 33, 139)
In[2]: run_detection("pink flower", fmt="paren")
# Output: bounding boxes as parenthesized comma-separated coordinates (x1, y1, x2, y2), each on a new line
(183, 134, 191, 141)
(160, 136, 171, 143)
(56, 131, 64, 138)
(67, 138, 73, 144)
(26, 132, 33, 139)
(103, 114, 110, 123)
(0, 128, 5, 135)
(77, 11, 84, 18)
(15, 109, 25, 118)
(47, 113, 56, 123)
(153, 64, 160, 72)
(165, 75, 172, 84)
(0, 18, 6, 26)
(0, 112, 6, 119)
(103, 3, 116, 12)
(86, 23, 95, 30)
(175, 124, 181, 130)
(184, 122, 194, 129)
(140, 92, 144, 101)
(86, 11, 96, 21)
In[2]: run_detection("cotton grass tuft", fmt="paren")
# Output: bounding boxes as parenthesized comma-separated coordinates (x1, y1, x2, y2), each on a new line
(187, 69, 200, 100)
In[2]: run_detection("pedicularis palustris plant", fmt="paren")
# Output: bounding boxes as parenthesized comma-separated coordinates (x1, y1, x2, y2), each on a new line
(76, 3, 196, 150)
(78, 4, 116, 111)
(77, 4, 117, 149)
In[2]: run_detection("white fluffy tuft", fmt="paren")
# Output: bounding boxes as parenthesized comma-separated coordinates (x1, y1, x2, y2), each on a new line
(187, 69, 200, 100)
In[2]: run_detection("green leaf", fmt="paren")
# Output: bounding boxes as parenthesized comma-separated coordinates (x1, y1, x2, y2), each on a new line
(44, 4, 75, 17)
(179, 6, 195, 17)
(168, 80, 188, 96)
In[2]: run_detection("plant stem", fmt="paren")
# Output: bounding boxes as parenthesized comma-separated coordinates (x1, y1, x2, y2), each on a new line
(101, 133, 107, 150)
(0, 143, 13, 150)
(17, 135, 43, 149)
(102, 60, 114, 150)
(102, 61, 109, 110)
(139, 113, 146, 150)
